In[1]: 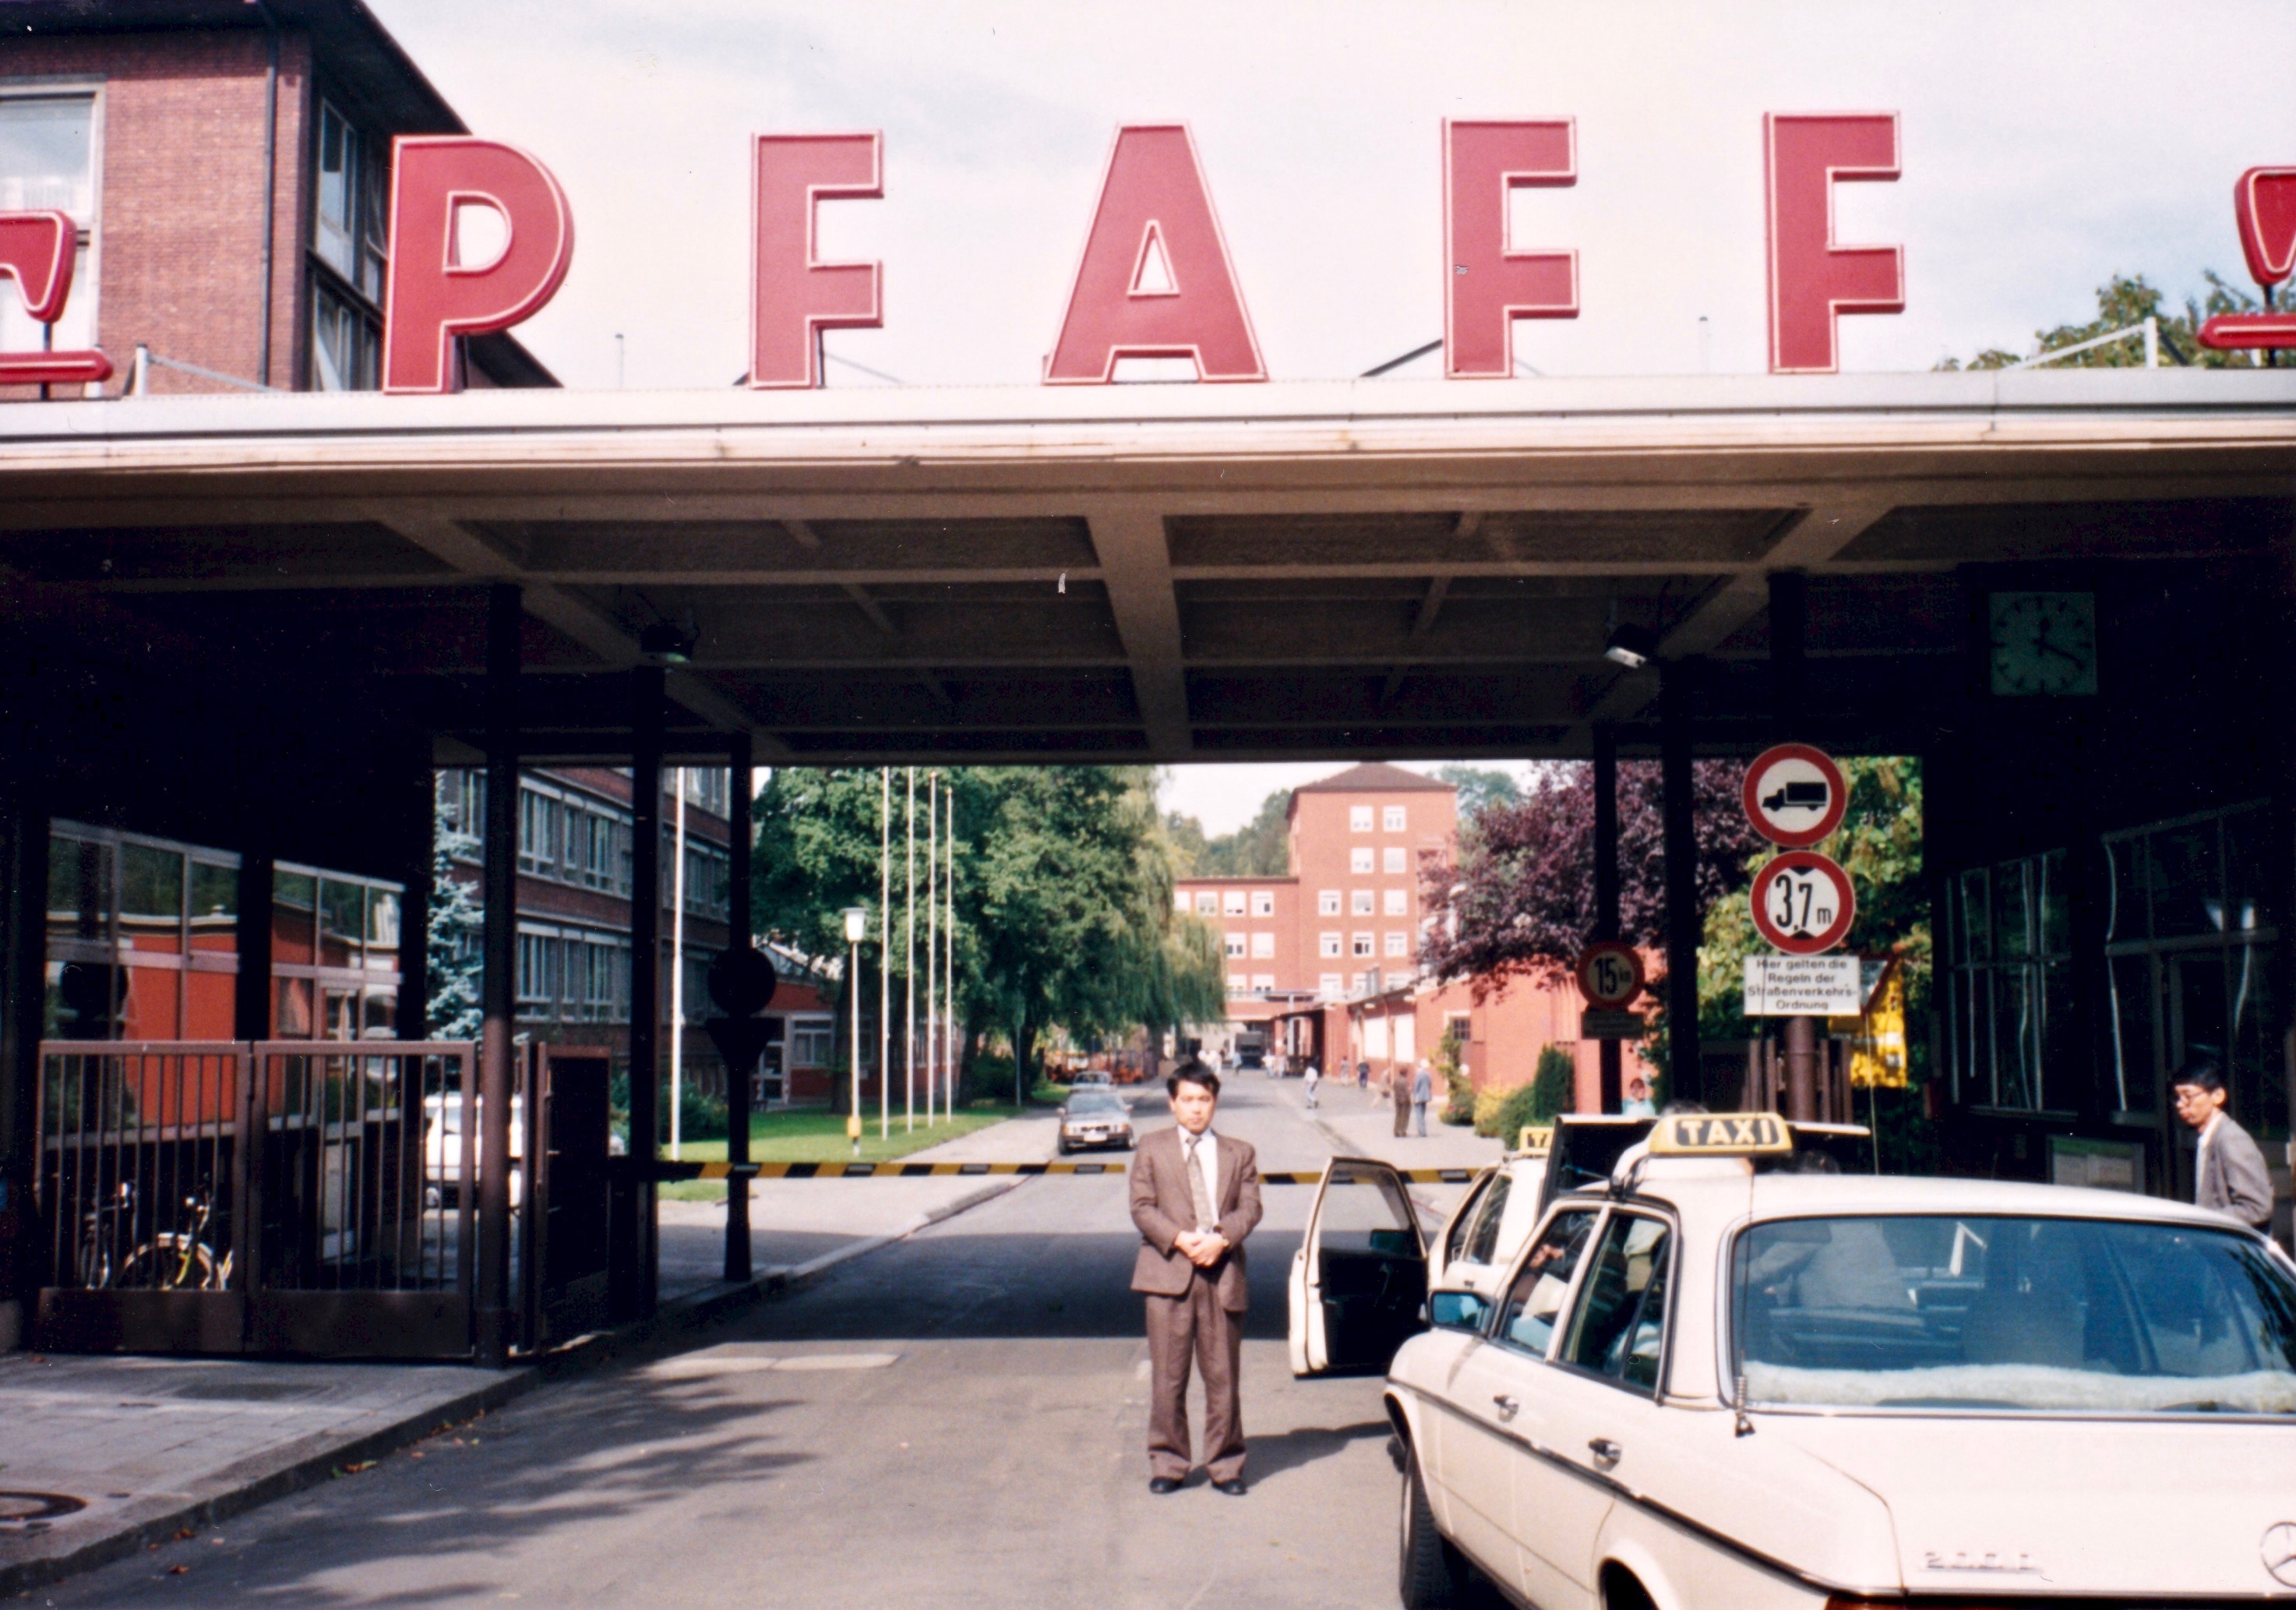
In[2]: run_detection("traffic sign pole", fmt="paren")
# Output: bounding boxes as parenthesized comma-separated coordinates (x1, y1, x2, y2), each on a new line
(1741, 743, 1853, 1125)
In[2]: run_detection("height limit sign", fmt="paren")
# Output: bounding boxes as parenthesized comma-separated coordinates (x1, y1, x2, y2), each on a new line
(1743, 744, 1855, 955)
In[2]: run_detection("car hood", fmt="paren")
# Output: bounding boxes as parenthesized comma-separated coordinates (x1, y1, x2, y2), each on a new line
(1774, 1413, 2296, 1598)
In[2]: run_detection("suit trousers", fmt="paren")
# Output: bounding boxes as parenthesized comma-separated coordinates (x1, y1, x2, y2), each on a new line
(1144, 1268, 1245, 1481)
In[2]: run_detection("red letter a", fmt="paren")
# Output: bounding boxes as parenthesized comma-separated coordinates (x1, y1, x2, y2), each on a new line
(1045, 125, 1264, 383)
(1765, 114, 1903, 374)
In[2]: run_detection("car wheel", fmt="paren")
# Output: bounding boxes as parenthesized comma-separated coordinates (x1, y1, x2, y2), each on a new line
(1398, 1443, 1467, 1609)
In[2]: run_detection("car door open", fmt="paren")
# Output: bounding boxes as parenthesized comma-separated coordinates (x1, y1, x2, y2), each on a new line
(1288, 1156, 1427, 1375)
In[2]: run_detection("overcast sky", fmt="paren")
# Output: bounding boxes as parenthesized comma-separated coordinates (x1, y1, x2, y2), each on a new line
(372, 0, 2296, 391)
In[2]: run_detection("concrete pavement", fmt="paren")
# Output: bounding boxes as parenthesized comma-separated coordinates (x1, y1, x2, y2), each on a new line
(34, 1076, 1471, 1609)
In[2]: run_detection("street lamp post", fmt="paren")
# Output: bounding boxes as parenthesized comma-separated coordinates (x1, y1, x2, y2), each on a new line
(843, 906, 868, 1157)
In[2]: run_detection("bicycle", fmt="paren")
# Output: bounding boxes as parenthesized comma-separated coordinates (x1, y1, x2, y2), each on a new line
(76, 1180, 233, 1291)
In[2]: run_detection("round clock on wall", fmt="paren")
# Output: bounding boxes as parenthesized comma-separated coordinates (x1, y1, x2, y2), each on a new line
(1987, 591, 2097, 697)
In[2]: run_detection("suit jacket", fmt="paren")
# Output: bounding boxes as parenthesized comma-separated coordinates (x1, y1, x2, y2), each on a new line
(2198, 1113, 2275, 1231)
(1130, 1125, 1264, 1312)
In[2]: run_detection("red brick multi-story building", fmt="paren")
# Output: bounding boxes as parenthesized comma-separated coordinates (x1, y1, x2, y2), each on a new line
(2, 0, 550, 399)
(1176, 761, 1654, 1108)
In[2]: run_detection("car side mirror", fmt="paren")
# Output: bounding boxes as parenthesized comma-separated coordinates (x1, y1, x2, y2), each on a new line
(1427, 1287, 1491, 1333)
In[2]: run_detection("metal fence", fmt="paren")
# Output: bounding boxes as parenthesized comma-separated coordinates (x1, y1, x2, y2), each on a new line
(33, 1040, 485, 1357)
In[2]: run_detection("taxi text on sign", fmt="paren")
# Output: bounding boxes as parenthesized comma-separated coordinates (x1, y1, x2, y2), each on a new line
(1648, 1112, 1791, 1157)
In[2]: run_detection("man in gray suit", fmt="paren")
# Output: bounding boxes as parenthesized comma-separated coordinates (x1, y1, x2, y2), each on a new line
(2172, 1057, 2273, 1233)
(1130, 1061, 1263, 1495)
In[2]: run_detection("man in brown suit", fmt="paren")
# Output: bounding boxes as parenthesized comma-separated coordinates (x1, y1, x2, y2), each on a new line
(1130, 1061, 1263, 1495)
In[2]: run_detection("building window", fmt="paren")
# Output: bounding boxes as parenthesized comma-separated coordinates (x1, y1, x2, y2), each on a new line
(1384, 806, 1407, 832)
(1319, 973, 1344, 1001)
(517, 929, 559, 1012)
(1222, 890, 1246, 916)
(1317, 889, 1341, 916)
(0, 93, 98, 361)
(1348, 806, 1372, 831)
(1350, 847, 1374, 874)
(1353, 933, 1374, 957)
(1225, 934, 1247, 959)
(517, 786, 563, 873)
(1384, 888, 1409, 915)
(1250, 931, 1275, 959)
(1353, 971, 1371, 993)
(1384, 931, 1409, 957)
(1251, 973, 1275, 992)
(790, 1018, 835, 1066)
(1351, 889, 1374, 915)
(309, 98, 387, 390)
(1196, 892, 1217, 915)
(2098, 804, 2282, 1132)
(1250, 890, 1275, 917)
(1173, 891, 1189, 913)
(1320, 931, 1342, 958)
(1946, 849, 2072, 1114)
(1227, 973, 1250, 998)
(1382, 846, 1406, 874)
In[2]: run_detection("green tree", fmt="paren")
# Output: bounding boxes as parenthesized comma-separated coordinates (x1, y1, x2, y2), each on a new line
(1435, 764, 1520, 825)
(425, 779, 484, 1039)
(1941, 271, 2271, 372)
(1190, 787, 1291, 877)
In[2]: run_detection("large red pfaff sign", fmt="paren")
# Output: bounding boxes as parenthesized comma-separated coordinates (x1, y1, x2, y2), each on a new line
(0, 210, 112, 387)
(2200, 168, 2296, 351)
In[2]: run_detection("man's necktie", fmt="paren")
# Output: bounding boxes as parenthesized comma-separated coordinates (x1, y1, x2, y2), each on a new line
(1185, 1136, 1217, 1233)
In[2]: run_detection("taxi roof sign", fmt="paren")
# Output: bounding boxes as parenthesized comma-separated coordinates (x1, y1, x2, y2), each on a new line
(1513, 1124, 1554, 1159)
(1646, 1112, 1792, 1157)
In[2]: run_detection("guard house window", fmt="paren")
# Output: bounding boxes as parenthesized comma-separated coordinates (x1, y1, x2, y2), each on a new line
(46, 825, 238, 1040)
(790, 1019, 835, 1067)
(1946, 849, 2072, 1113)
(1250, 891, 1275, 917)
(1384, 807, 1407, 832)
(1320, 932, 1342, 958)
(2102, 803, 2282, 1133)
(0, 92, 98, 362)
(1318, 890, 1341, 916)
(309, 99, 387, 390)
(1351, 807, 1374, 832)
(1350, 847, 1374, 874)
(270, 863, 404, 1040)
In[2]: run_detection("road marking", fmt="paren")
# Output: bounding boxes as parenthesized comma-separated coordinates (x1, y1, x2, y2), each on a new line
(687, 1160, 1124, 1179)
(644, 1350, 901, 1379)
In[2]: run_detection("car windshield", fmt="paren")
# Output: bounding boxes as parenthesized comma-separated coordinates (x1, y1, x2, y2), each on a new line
(1733, 1214, 2296, 1414)
(1068, 1092, 1124, 1114)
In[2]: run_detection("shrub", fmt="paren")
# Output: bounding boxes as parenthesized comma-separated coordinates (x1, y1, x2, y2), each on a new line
(1472, 1045, 1578, 1143)
(1529, 1044, 1575, 1123)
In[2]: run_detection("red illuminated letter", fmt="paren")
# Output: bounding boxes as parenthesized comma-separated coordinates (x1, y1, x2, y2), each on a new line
(2199, 168, 2296, 351)
(750, 132, 883, 390)
(382, 137, 573, 395)
(1443, 121, 1576, 380)
(1046, 124, 1263, 383)
(1765, 114, 1903, 374)
(0, 210, 111, 387)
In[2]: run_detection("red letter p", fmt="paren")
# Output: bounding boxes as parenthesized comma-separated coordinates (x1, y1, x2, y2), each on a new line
(383, 137, 573, 394)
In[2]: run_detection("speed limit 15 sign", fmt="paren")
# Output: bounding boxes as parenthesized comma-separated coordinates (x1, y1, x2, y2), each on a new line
(1575, 941, 1645, 1008)
(1749, 851, 1857, 955)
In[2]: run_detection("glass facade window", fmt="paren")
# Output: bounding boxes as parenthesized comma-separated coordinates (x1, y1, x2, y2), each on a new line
(274, 862, 404, 1040)
(2100, 804, 2281, 1134)
(47, 828, 236, 1041)
(1946, 849, 2071, 1112)
(308, 99, 387, 390)
(0, 94, 97, 358)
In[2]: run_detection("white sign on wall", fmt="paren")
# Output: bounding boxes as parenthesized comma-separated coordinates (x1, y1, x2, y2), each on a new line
(1743, 955, 1863, 1016)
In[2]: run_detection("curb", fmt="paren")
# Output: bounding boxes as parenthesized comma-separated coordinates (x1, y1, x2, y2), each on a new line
(0, 1175, 1027, 1598)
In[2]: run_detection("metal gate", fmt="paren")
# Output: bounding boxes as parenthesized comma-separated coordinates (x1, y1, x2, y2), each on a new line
(31, 1040, 487, 1358)
(520, 1043, 612, 1348)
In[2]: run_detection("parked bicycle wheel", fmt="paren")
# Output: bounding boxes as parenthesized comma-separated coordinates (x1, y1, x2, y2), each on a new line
(115, 1235, 221, 1291)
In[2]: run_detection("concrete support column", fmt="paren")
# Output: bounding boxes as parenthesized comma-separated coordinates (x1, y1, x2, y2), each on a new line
(1592, 722, 1622, 1114)
(476, 584, 520, 1365)
(628, 667, 665, 1319)
(723, 734, 753, 1286)
(0, 690, 48, 1327)
(1661, 661, 1702, 1107)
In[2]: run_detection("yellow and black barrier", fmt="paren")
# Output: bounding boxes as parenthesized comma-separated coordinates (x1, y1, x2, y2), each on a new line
(671, 1161, 1486, 1184)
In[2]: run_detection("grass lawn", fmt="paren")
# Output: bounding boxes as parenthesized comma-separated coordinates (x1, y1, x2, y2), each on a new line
(658, 1104, 1022, 1199)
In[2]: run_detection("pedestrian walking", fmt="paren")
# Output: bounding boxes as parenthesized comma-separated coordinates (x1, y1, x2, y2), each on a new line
(1390, 1064, 1411, 1137)
(1303, 1060, 1321, 1109)
(1130, 1061, 1264, 1495)
(1621, 1073, 1657, 1119)
(1411, 1059, 1433, 1137)
(2172, 1056, 2273, 1232)
(1356, 1059, 1369, 1092)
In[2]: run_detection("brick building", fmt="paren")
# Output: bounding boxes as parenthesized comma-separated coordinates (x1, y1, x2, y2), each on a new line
(2, 0, 552, 398)
(1176, 761, 1655, 1108)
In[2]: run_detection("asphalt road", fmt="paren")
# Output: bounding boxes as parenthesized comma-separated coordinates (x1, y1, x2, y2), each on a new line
(43, 1078, 1419, 1610)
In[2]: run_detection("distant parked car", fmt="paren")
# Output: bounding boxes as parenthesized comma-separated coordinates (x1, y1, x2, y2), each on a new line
(1070, 1068, 1114, 1086)
(423, 1089, 524, 1208)
(1056, 1088, 1133, 1154)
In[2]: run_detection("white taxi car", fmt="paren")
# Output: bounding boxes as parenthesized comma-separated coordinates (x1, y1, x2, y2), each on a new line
(1290, 1113, 2296, 1608)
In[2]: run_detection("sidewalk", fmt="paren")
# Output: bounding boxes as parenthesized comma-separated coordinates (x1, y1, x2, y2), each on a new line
(1, 1155, 1028, 1597)
(1289, 1078, 1507, 1172)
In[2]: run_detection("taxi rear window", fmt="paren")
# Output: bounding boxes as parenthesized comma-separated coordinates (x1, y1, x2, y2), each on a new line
(1731, 1214, 2296, 1414)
